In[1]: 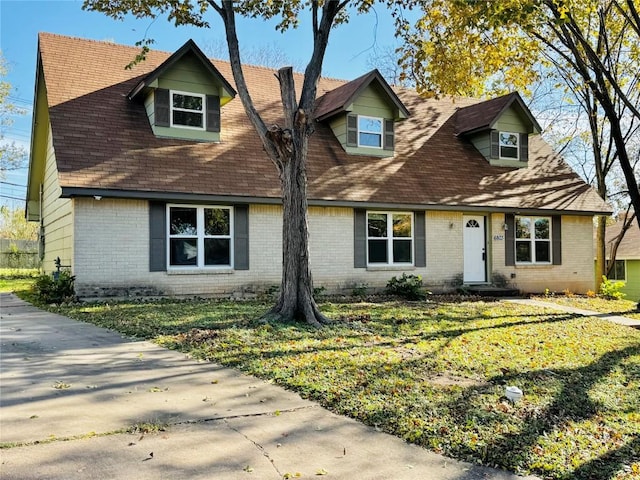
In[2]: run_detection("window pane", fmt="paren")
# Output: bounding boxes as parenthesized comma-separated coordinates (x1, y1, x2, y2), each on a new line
(535, 218, 549, 239)
(516, 241, 531, 262)
(204, 238, 230, 266)
(170, 238, 197, 266)
(393, 239, 412, 263)
(535, 241, 550, 262)
(205, 208, 230, 236)
(358, 117, 382, 133)
(173, 111, 203, 128)
(368, 213, 387, 237)
(516, 217, 531, 239)
(499, 132, 518, 146)
(393, 214, 412, 238)
(368, 239, 388, 263)
(615, 260, 626, 280)
(173, 94, 202, 111)
(170, 207, 197, 235)
(359, 132, 382, 147)
(500, 146, 518, 158)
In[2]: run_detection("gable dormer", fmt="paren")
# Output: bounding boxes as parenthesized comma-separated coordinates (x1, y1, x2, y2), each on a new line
(315, 70, 409, 157)
(128, 40, 236, 142)
(455, 92, 541, 168)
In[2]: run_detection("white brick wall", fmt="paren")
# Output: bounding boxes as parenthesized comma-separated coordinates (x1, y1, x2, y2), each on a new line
(490, 213, 596, 293)
(72, 199, 596, 297)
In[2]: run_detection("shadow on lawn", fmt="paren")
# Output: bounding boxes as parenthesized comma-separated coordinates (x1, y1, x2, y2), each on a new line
(450, 344, 640, 479)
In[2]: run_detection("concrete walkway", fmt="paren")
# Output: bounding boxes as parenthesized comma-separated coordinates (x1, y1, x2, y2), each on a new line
(505, 298, 640, 328)
(0, 293, 538, 480)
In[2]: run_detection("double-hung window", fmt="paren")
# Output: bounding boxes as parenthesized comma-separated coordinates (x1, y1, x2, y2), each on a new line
(607, 259, 626, 281)
(168, 205, 233, 268)
(515, 216, 551, 264)
(171, 91, 205, 129)
(367, 212, 413, 265)
(358, 116, 383, 148)
(499, 132, 519, 160)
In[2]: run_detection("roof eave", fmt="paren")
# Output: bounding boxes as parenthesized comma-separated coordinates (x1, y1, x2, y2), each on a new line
(127, 39, 237, 101)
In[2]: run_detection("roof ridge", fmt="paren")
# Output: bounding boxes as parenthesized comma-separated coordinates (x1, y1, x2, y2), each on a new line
(38, 32, 350, 83)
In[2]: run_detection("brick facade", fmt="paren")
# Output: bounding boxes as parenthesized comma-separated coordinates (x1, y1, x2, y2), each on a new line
(71, 199, 596, 298)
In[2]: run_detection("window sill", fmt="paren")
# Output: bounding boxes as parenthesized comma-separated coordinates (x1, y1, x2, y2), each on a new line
(366, 265, 416, 272)
(167, 268, 234, 275)
(514, 263, 553, 268)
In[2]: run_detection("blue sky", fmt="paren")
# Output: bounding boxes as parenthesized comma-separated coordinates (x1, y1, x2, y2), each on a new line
(0, 0, 405, 205)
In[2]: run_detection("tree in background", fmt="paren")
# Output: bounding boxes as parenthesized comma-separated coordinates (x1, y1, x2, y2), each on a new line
(83, 0, 395, 326)
(0, 53, 28, 179)
(397, 0, 640, 231)
(0, 206, 38, 240)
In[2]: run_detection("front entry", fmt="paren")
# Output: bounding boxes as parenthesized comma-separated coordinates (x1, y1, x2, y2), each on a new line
(463, 215, 487, 283)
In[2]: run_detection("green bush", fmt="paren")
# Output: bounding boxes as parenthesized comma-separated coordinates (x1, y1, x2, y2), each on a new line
(33, 270, 76, 304)
(385, 273, 428, 300)
(599, 276, 626, 300)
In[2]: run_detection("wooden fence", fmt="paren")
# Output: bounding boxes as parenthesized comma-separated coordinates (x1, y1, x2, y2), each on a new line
(0, 239, 40, 269)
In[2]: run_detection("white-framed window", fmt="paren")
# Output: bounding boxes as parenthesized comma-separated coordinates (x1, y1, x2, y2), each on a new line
(171, 90, 205, 130)
(607, 259, 626, 281)
(515, 216, 551, 264)
(367, 211, 413, 265)
(358, 115, 383, 148)
(499, 131, 519, 160)
(167, 205, 233, 268)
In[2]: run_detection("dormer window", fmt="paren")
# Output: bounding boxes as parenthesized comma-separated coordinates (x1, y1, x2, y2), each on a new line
(171, 91, 205, 129)
(499, 132, 519, 160)
(358, 116, 383, 148)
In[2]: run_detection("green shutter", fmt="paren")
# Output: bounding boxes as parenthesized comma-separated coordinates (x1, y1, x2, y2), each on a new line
(505, 213, 515, 266)
(154, 89, 170, 127)
(234, 204, 249, 270)
(552, 216, 562, 265)
(149, 201, 167, 272)
(414, 211, 426, 267)
(354, 209, 366, 268)
(347, 114, 358, 147)
(383, 119, 394, 151)
(206, 95, 221, 133)
(490, 130, 499, 159)
(519, 133, 528, 162)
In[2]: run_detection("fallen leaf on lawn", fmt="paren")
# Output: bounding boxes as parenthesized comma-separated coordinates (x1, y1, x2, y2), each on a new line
(316, 468, 328, 475)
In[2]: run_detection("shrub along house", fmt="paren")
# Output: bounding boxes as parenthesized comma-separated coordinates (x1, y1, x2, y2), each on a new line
(27, 33, 611, 298)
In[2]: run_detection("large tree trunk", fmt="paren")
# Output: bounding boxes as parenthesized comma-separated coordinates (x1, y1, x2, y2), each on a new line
(595, 216, 607, 290)
(263, 129, 329, 326)
(213, 0, 345, 325)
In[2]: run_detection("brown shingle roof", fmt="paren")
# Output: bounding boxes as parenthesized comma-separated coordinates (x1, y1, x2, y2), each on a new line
(34, 33, 610, 215)
(314, 69, 409, 121)
(454, 92, 542, 136)
(604, 218, 640, 259)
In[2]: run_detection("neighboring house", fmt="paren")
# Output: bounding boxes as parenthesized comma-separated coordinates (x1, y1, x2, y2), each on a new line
(27, 33, 611, 298)
(602, 220, 640, 300)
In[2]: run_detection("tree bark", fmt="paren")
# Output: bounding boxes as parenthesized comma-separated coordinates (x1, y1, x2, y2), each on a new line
(212, 0, 344, 326)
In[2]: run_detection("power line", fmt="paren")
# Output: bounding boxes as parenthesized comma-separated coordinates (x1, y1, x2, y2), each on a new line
(0, 181, 27, 187)
(0, 194, 26, 201)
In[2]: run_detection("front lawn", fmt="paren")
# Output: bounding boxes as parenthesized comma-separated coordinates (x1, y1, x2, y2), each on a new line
(36, 297, 640, 479)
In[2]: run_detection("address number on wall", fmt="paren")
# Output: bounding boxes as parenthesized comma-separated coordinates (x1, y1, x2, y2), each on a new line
(493, 235, 505, 241)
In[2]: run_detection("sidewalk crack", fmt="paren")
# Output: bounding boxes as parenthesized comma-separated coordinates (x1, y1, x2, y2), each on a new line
(223, 418, 282, 478)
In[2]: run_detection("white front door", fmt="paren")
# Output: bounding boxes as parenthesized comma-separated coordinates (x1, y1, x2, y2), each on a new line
(463, 215, 486, 283)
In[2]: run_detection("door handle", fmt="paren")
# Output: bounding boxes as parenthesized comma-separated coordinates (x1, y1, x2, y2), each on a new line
(482, 249, 486, 261)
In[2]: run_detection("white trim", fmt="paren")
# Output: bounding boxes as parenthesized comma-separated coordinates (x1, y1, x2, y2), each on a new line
(366, 211, 414, 266)
(166, 204, 234, 270)
(498, 131, 519, 160)
(515, 216, 551, 265)
(357, 115, 383, 149)
(169, 90, 206, 131)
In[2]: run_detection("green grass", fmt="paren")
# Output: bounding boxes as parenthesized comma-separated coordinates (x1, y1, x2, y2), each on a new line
(21, 296, 640, 479)
(0, 270, 38, 293)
